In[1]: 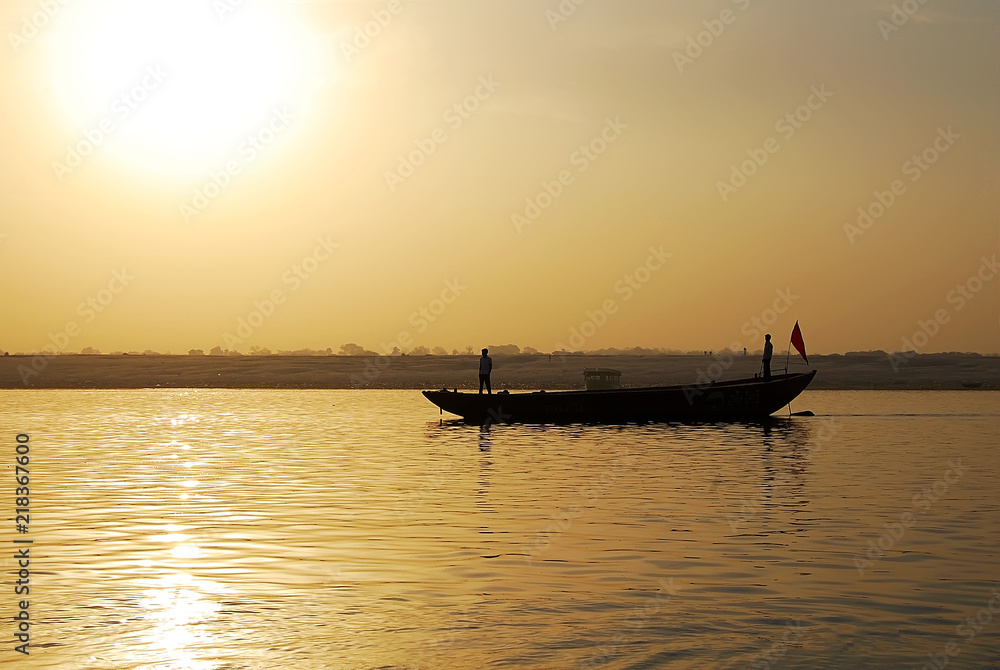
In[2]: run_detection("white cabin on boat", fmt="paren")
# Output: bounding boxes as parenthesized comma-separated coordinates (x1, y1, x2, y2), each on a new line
(583, 368, 622, 390)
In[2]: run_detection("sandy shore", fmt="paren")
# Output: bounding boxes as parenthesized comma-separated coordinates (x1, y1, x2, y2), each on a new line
(1, 352, 997, 390)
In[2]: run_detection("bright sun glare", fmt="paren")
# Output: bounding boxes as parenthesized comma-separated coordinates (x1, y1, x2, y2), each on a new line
(48, 0, 321, 178)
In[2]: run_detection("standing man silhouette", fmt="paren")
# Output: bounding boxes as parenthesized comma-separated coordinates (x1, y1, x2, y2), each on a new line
(762, 334, 773, 380)
(479, 348, 493, 394)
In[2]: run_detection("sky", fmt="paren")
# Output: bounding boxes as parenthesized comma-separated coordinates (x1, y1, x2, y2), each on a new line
(1, 0, 997, 356)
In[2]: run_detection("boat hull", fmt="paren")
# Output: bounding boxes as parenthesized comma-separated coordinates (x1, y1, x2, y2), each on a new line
(422, 371, 816, 423)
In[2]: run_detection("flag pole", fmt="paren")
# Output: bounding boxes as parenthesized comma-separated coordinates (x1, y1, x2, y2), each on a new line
(785, 332, 792, 412)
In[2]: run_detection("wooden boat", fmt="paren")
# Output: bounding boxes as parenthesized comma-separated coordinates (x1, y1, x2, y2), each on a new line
(423, 370, 817, 423)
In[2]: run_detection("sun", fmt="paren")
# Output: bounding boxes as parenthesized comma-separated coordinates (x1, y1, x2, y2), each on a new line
(47, 0, 322, 178)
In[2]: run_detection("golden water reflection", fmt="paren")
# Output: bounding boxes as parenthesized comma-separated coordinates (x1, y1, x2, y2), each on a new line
(4, 389, 999, 669)
(136, 569, 224, 670)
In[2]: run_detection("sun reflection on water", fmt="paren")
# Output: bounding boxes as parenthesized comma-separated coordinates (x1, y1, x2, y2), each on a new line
(8, 389, 999, 669)
(135, 569, 226, 670)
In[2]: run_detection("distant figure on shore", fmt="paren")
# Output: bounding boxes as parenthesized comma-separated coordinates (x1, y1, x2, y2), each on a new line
(479, 348, 493, 394)
(762, 334, 773, 380)
(743, 347, 747, 357)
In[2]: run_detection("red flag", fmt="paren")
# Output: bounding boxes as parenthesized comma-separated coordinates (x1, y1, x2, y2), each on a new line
(790, 321, 808, 364)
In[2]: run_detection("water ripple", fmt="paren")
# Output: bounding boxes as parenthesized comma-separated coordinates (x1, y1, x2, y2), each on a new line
(1, 389, 997, 669)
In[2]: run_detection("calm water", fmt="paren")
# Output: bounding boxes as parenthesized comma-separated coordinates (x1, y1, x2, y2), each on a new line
(1, 389, 998, 669)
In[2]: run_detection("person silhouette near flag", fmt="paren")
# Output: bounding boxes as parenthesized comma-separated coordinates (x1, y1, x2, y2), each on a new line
(765, 322, 808, 379)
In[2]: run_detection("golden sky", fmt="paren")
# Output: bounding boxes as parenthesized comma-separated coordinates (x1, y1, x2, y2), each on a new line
(1, 0, 997, 355)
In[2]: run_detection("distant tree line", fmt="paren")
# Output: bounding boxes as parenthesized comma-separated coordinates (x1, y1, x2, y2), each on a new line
(6, 346, 990, 357)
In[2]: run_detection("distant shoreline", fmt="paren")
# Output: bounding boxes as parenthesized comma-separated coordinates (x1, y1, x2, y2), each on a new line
(1, 353, 997, 390)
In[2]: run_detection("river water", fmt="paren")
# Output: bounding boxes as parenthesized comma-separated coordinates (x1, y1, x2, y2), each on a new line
(1, 389, 998, 669)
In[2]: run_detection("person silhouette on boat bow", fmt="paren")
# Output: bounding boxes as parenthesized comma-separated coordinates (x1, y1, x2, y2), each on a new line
(762, 334, 773, 380)
(479, 348, 493, 394)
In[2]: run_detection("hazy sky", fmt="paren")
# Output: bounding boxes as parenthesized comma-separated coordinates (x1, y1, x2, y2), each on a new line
(1, 0, 997, 355)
